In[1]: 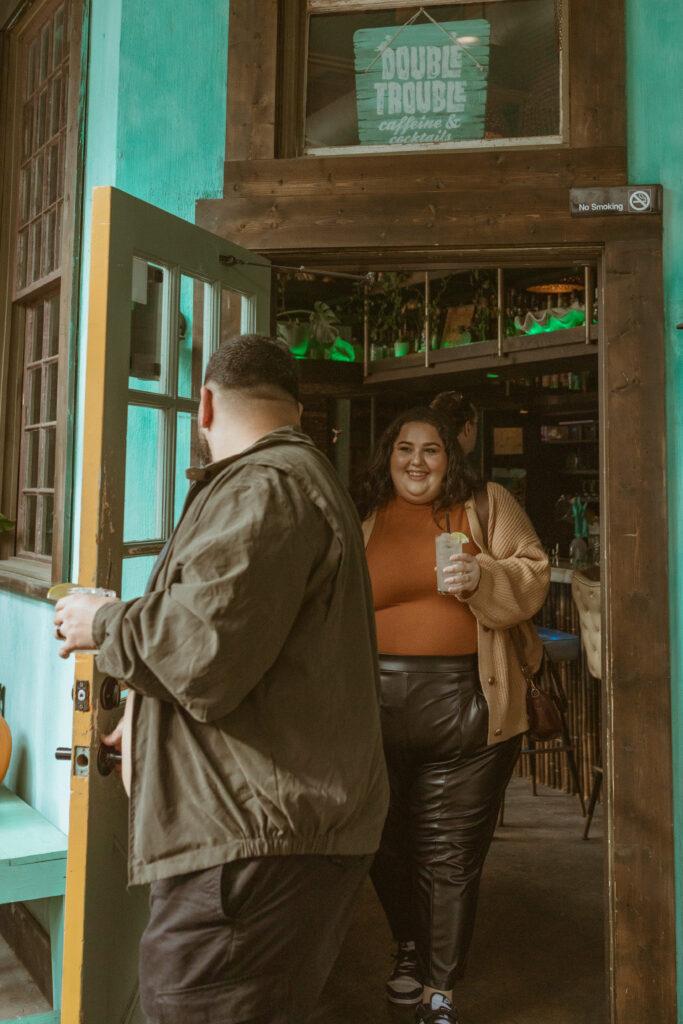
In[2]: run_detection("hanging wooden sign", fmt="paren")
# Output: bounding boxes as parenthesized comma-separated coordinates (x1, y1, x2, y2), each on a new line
(353, 19, 490, 146)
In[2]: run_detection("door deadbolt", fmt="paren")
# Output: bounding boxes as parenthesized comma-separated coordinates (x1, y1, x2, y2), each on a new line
(99, 677, 121, 710)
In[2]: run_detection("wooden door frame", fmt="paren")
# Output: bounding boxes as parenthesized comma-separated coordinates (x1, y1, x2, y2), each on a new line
(203, 3, 674, 1013)
(196, 204, 675, 1022)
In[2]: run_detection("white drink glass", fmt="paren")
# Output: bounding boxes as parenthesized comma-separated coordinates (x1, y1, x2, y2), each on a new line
(435, 534, 464, 594)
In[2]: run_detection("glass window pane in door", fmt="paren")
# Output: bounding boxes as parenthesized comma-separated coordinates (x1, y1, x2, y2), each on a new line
(123, 404, 164, 542)
(220, 287, 244, 346)
(174, 411, 197, 524)
(178, 275, 209, 400)
(130, 259, 167, 393)
(121, 555, 158, 601)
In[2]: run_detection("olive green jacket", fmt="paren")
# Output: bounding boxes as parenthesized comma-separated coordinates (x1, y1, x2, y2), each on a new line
(93, 427, 389, 886)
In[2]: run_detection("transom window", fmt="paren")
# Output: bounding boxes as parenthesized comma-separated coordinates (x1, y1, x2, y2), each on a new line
(304, 0, 564, 154)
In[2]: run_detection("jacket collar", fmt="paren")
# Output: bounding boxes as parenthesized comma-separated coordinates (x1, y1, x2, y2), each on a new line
(185, 425, 313, 484)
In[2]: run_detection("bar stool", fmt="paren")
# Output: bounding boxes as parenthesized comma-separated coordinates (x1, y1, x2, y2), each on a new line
(498, 625, 586, 824)
(571, 566, 602, 839)
(522, 626, 586, 816)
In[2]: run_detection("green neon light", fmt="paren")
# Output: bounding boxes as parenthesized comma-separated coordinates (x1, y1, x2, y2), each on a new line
(523, 309, 586, 334)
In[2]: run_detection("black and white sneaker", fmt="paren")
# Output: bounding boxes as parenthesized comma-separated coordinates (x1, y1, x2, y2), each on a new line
(415, 992, 462, 1024)
(385, 940, 423, 1005)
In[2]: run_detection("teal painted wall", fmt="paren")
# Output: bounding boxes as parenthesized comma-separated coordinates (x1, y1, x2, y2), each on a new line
(1, 593, 74, 831)
(2, 0, 229, 835)
(626, 0, 683, 1013)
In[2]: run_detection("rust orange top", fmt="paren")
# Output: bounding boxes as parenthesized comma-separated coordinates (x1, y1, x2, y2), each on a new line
(366, 496, 479, 656)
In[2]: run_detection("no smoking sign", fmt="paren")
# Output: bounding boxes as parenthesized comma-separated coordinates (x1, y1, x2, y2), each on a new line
(570, 185, 662, 216)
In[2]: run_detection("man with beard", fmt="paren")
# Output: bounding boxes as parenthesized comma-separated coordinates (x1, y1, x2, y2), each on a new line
(55, 334, 388, 1024)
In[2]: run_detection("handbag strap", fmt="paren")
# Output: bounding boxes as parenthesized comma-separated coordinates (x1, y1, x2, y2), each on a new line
(473, 486, 490, 550)
(508, 621, 539, 689)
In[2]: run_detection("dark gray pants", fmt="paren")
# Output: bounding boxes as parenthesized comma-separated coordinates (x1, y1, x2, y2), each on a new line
(139, 853, 372, 1023)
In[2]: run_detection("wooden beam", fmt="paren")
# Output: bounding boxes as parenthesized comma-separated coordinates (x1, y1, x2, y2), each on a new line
(570, 0, 626, 149)
(223, 147, 628, 200)
(601, 237, 676, 1022)
(197, 192, 659, 252)
(225, 0, 279, 161)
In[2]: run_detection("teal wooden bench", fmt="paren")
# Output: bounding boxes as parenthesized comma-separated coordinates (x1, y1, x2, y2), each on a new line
(0, 784, 66, 1024)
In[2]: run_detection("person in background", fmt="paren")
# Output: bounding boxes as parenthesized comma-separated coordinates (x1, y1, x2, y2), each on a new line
(353, 407, 549, 1024)
(54, 334, 389, 1024)
(430, 391, 478, 456)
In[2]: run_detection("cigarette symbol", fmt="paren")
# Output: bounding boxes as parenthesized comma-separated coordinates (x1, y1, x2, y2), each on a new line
(629, 190, 651, 212)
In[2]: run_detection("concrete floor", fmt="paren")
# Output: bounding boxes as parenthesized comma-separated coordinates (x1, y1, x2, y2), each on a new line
(0, 777, 604, 1024)
(313, 776, 605, 1024)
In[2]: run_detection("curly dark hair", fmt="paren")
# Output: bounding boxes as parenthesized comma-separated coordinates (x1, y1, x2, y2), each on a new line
(352, 407, 481, 522)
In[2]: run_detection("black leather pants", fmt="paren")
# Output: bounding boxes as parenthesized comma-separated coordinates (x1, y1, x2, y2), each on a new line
(371, 654, 522, 990)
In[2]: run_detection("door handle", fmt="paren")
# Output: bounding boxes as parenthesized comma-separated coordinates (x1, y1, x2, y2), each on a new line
(97, 742, 122, 776)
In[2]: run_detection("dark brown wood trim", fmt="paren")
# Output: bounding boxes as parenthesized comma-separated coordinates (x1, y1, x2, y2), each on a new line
(0, 901, 53, 1003)
(601, 237, 676, 1022)
(276, 0, 306, 158)
(570, 0, 626, 149)
(197, 192, 657, 253)
(224, 146, 628, 200)
(225, 0, 279, 161)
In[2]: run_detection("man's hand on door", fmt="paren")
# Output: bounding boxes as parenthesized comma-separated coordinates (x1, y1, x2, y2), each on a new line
(54, 594, 117, 658)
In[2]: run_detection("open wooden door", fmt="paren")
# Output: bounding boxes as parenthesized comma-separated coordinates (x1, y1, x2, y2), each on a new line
(59, 187, 271, 1023)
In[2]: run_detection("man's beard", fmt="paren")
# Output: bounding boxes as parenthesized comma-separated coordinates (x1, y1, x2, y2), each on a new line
(195, 430, 212, 466)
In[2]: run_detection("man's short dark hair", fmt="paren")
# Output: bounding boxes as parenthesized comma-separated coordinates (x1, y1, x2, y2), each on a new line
(204, 334, 300, 403)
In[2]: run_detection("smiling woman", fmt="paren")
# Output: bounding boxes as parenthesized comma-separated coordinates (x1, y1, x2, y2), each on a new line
(390, 421, 448, 505)
(352, 405, 550, 1023)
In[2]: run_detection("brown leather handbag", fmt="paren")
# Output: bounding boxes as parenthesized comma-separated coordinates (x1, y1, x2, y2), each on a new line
(509, 628, 563, 742)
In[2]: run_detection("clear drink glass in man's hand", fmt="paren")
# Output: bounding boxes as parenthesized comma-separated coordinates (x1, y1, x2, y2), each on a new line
(435, 534, 464, 594)
(48, 584, 117, 654)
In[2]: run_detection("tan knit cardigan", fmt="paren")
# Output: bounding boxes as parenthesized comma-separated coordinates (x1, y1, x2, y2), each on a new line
(363, 482, 551, 744)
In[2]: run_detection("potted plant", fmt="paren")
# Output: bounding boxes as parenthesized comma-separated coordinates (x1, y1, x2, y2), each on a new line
(277, 301, 343, 359)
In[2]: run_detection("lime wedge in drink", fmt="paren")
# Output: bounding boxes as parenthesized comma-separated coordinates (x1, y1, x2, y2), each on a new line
(46, 582, 78, 601)
(450, 531, 469, 543)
